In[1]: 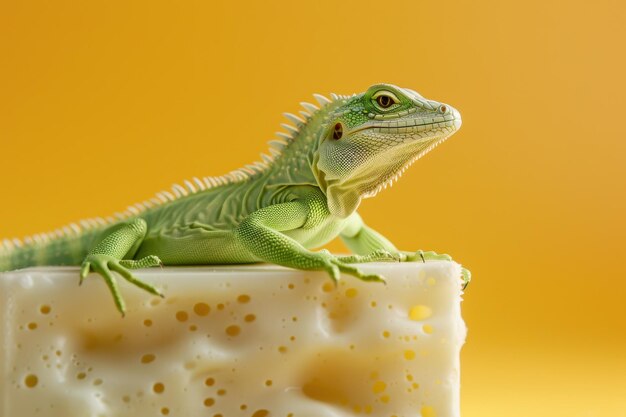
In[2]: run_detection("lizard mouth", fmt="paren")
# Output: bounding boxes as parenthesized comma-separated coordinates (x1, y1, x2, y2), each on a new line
(348, 115, 461, 136)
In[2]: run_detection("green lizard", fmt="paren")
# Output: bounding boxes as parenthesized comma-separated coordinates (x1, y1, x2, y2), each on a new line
(0, 83, 469, 316)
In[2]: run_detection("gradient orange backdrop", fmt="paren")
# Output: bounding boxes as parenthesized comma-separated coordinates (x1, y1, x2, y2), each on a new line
(1, 1, 625, 415)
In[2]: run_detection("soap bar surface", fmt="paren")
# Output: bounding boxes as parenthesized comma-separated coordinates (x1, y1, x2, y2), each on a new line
(1, 262, 465, 417)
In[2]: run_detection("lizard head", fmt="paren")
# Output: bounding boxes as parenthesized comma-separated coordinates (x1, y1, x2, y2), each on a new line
(314, 83, 462, 217)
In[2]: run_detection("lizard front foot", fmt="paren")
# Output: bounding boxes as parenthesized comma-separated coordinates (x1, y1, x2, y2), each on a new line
(336, 249, 400, 264)
(80, 254, 164, 316)
(461, 267, 471, 289)
(401, 250, 453, 262)
(316, 250, 387, 285)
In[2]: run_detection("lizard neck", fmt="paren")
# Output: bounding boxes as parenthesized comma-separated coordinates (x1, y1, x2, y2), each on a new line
(261, 97, 363, 218)
(264, 102, 340, 191)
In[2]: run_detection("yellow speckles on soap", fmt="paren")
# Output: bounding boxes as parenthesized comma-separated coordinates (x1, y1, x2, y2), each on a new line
(27, 322, 37, 330)
(226, 325, 241, 337)
(3, 264, 464, 415)
(426, 277, 437, 286)
(175, 311, 188, 322)
(409, 305, 432, 321)
(24, 374, 38, 388)
(345, 288, 358, 298)
(141, 353, 156, 364)
(421, 405, 437, 417)
(39, 305, 51, 315)
(372, 380, 386, 393)
(193, 302, 211, 316)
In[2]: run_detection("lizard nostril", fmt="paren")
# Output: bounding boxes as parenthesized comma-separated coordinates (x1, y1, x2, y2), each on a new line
(439, 105, 448, 114)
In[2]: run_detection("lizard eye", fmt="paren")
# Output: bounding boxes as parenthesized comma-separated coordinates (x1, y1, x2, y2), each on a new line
(372, 91, 400, 110)
(376, 95, 393, 108)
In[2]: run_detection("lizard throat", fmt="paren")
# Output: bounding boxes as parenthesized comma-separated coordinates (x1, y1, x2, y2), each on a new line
(361, 133, 454, 199)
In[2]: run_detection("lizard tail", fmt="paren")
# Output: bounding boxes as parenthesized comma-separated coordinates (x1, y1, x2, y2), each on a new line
(0, 245, 14, 272)
(0, 245, 32, 271)
(0, 230, 102, 272)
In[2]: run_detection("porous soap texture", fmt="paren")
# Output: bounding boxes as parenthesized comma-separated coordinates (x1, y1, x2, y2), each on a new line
(0, 262, 466, 417)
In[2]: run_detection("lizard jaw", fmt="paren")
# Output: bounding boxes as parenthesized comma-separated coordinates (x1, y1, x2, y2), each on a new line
(361, 132, 455, 199)
(360, 107, 462, 198)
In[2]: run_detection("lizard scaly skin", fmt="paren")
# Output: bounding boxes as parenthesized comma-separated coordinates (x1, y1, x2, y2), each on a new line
(0, 84, 470, 315)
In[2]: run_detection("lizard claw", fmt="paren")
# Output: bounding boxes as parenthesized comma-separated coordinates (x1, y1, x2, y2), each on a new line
(461, 267, 472, 290)
(79, 254, 163, 316)
(79, 261, 90, 286)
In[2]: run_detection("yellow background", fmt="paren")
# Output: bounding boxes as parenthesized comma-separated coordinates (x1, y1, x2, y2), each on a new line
(1, 1, 625, 415)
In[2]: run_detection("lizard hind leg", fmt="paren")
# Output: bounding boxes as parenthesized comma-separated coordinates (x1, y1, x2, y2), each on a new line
(79, 218, 163, 316)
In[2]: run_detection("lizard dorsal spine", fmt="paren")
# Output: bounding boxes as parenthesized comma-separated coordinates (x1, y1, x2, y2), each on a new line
(0, 92, 340, 254)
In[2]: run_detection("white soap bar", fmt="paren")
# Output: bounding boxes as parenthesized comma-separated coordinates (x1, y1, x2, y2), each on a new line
(0, 262, 465, 417)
